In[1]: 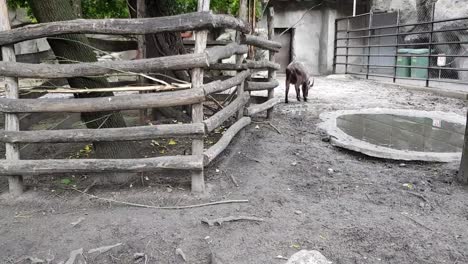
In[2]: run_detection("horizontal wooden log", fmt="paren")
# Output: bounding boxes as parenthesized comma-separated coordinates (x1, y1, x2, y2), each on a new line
(245, 97, 281, 116)
(245, 79, 279, 91)
(0, 12, 250, 46)
(204, 92, 250, 132)
(240, 34, 282, 52)
(204, 117, 251, 166)
(0, 155, 204, 175)
(0, 88, 205, 113)
(0, 123, 205, 143)
(0, 44, 247, 78)
(208, 60, 280, 71)
(24, 84, 190, 94)
(205, 43, 248, 64)
(203, 70, 251, 94)
(0, 50, 55, 64)
(183, 39, 230, 47)
(87, 36, 138, 52)
(0, 53, 207, 78)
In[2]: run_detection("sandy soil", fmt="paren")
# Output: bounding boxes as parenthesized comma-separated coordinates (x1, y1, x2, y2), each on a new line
(1, 75, 467, 264)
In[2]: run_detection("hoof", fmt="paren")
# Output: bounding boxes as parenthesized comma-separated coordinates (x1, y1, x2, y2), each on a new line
(304, 98, 308, 102)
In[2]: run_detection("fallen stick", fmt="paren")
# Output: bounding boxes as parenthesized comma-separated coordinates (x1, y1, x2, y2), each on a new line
(229, 173, 239, 187)
(88, 243, 123, 255)
(252, 121, 281, 134)
(64, 248, 84, 264)
(402, 214, 432, 231)
(201, 216, 264, 226)
(208, 95, 224, 110)
(175, 248, 187, 262)
(73, 188, 249, 209)
(405, 191, 429, 203)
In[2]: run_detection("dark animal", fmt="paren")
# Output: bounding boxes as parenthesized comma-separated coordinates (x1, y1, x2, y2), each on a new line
(285, 61, 314, 103)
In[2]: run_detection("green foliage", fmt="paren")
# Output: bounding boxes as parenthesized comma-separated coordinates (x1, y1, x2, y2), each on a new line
(81, 0, 130, 19)
(7, 0, 263, 19)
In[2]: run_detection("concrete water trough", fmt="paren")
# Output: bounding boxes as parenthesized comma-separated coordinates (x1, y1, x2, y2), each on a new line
(318, 108, 466, 162)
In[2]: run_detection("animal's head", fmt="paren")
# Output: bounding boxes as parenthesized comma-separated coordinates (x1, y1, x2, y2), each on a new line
(307, 77, 315, 89)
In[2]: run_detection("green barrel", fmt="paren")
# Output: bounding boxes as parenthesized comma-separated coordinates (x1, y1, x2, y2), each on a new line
(396, 49, 411, 77)
(410, 49, 429, 79)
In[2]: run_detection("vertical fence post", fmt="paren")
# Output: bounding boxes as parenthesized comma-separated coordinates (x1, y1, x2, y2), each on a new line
(266, 7, 276, 119)
(366, 11, 373, 79)
(0, 1, 23, 196)
(236, 0, 248, 120)
(137, 0, 148, 124)
(426, 3, 436, 87)
(190, 0, 210, 194)
(333, 19, 338, 74)
(345, 18, 350, 74)
(393, 10, 400, 83)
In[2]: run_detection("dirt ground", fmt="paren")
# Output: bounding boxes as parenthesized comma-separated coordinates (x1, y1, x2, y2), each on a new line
(1, 75, 468, 264)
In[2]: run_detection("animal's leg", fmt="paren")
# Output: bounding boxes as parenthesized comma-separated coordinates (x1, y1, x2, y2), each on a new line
(295, 83, 301, 101)
(302, 84, 308, 102)
(285, 78, 290, 104)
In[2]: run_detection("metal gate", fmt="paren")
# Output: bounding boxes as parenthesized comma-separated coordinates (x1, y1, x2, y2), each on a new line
(333, 7, 468, 88)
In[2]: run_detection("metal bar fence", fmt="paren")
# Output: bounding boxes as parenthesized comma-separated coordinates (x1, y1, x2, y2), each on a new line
(333, 7, 468, 87)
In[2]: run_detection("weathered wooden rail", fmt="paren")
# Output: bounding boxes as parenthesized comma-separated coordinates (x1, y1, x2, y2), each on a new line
(0, 0, 281, 196)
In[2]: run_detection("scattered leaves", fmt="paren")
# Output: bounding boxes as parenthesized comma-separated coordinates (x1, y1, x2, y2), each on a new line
(60, 178, 72, 185)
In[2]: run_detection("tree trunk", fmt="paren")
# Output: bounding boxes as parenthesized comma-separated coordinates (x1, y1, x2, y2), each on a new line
(128, 0, 191, 120)
(458, 110, 468, 184)
(69, 0, 82, 18)
(30, 0, 137, 183)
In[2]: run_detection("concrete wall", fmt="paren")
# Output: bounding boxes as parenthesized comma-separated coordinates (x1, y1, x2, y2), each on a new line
(259, 1, 367, 76)
(259, 2, 324, 75)
(8, 8, 50, 55)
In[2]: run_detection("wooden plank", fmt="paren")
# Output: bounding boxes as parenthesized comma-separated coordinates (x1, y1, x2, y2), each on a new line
(245, 80, 279, 91)
(204, 92, 250, 132)
(204, 117, 251, 165)
(0, 44, 247, 78)
(245, 97, 281, 116)
(190, 0, 211, 194)
(241, 34, 282, 52)
(0, 12, 250, 46)
(0, 0, 23, 196)
(267, 7, 277, 119)
(0, 88, 205, 113)
(203, 70, 251, 94)
(0, 123, 205, 143)
(0, 155, 204, 175)
(209, 60, 280, 71)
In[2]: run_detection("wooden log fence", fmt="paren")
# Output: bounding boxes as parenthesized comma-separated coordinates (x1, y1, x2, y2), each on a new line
(0, 12, 249, 46)
(0, 123, 205, 143)
(204, 117, 251, 165)
(240, 34, 281, 52)
(0, 0, 282, 195)
(0, 43, 248, 78)
(0, 155, 204, 175)
(245, 80, 279, 91)
(204, 92, 250, 132)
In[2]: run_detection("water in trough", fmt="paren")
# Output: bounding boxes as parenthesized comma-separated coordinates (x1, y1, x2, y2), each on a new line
(336, 114, 465, 153)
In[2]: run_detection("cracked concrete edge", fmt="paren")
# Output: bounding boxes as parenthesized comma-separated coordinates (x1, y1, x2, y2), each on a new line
(318, 108, 465, 163)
